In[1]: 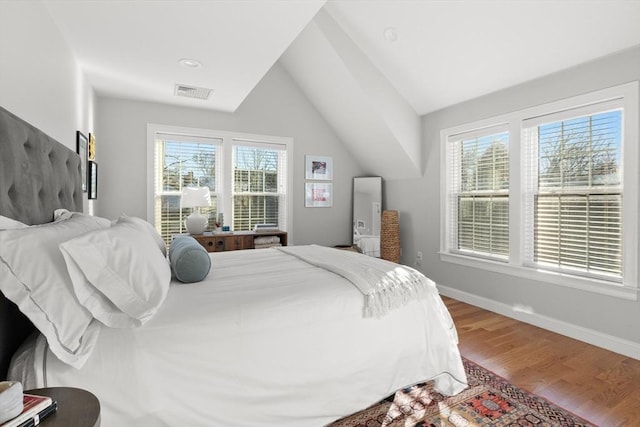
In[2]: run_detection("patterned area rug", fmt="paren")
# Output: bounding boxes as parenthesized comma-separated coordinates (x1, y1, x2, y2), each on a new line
(330, 357, 595, 427)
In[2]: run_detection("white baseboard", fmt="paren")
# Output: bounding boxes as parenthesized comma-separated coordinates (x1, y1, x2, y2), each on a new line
(438, 284, 640, 361)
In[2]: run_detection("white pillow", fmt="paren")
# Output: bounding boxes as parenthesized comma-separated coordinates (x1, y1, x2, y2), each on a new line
(0, 215, 28, 230)
(116, 214, 167, 256)
(0, 214, 111, 368)
(53, 208, 75, 222)
(60, 215, 171, 328)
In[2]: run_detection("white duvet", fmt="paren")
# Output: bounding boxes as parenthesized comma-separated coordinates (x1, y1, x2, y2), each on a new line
(15, 247, 467, 427)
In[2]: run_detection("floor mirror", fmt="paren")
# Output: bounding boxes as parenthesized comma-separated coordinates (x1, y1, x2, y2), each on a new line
(352, 177, 382, 257)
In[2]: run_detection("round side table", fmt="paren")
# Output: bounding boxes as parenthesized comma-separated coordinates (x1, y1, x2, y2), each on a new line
(25, 387, 100, 427)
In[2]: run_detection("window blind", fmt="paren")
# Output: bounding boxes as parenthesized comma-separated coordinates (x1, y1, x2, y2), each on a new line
(232, 142, 287, 231)
(448, 128, 509, 259)
(523, 106, 623, 280)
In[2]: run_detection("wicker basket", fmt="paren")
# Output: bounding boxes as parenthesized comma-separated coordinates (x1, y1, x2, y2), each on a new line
(380, 210, 400, 263)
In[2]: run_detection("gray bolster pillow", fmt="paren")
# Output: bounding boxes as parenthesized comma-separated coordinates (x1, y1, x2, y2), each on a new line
(169, 236, 211, 283)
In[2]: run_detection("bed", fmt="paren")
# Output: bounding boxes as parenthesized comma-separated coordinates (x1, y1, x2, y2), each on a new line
(0, 105, 467, 426)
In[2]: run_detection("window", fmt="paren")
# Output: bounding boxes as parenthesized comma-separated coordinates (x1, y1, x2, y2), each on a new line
(447, 127, 509, 260)
(152, 133, 221, 244)
(147, 125, 292, 246)
(523, 106, 622, 281)
(232, 142, 287, 231)
(441, 82, 638, 298)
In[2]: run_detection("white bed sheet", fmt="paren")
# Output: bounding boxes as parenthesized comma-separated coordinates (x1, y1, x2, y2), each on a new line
(14, 248, 467, 427)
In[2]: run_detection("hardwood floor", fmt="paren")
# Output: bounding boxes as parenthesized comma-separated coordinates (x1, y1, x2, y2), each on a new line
(443, 297, 640, 426)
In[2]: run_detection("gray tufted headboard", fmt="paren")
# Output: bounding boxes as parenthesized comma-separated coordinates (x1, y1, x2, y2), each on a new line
(0, 105, 83, 380)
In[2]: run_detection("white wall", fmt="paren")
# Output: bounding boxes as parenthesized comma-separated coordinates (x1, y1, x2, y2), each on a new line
(386, 46, 640, 358)
(0, 1, 95, 147)
(96, 63, 364, 246)
(0, 1, 96, 211)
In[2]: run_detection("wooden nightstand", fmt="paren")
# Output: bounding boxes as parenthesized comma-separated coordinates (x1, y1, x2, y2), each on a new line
(192, 231, 287, 253)
(25, 387, 100, 427)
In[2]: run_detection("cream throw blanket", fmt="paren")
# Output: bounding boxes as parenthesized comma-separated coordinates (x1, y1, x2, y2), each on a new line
(277, 245, 437, 318)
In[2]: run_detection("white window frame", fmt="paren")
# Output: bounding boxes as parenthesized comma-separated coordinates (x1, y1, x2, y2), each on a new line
(230, 138, 289, 232)
(146, 124, 293, 240)
(440, 82, 639, 300)
(445, 123, 511, 262)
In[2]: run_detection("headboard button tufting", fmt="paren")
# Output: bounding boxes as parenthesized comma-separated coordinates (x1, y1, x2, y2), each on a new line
(0, 105, 83, 225)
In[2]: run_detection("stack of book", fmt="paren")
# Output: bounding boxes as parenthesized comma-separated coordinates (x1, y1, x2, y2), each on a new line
(0, 394, 57, 427)
(254, 235, 281, 249)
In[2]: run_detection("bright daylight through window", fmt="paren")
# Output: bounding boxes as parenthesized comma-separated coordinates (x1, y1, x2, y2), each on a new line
(232, 144, 285, 232)
(148, 125, 291, 246)
(524, 109, 622, 280)
(441, 82, 638, 297)
(449, 129, 509, 260)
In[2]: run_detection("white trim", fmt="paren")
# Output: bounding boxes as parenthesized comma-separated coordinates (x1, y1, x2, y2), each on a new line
(439, 129, 449, 255)
(620, 83, 639, 299)
(522, 98, 625, 127)
(446, 122, 510, 142)
(438, 284, 640, 360)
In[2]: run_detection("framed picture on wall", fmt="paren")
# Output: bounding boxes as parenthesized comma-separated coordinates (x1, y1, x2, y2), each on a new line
(88, 161, 98, 200)
(305, 155, 333, 180)
(76, 131, 88, 192)
(88, 132, 96, 160)
(305, 182, 333, 207)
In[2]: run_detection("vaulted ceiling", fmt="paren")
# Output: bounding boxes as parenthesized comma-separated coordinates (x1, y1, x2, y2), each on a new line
(42, 0, 640, 179)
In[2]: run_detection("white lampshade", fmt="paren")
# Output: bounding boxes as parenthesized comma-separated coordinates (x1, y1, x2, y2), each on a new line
(181, 187, 211, 208)
(181, 187, 211, 235)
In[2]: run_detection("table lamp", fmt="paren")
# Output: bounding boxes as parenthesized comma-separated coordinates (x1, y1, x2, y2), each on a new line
(181, 187, 211, 235)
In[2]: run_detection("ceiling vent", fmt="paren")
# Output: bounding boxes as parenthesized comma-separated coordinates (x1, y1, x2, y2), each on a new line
(174, 84, 213, 100)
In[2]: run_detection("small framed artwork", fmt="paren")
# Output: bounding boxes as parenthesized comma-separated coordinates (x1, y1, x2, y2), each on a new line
(305, 155, 333, 180)
(76, 131, 88, 192)
(88, 161, 98, 200)
(305, 182, 333, 208)
(88, 132, 96, 160)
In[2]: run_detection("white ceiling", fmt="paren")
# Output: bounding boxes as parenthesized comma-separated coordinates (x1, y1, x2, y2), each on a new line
(325, 0, 640, 115)
(43, 0, 640, 116)
(43, 0, 325, 112)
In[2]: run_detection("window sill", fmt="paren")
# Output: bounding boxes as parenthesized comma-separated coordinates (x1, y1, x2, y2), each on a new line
(439, 251, 638, 301)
